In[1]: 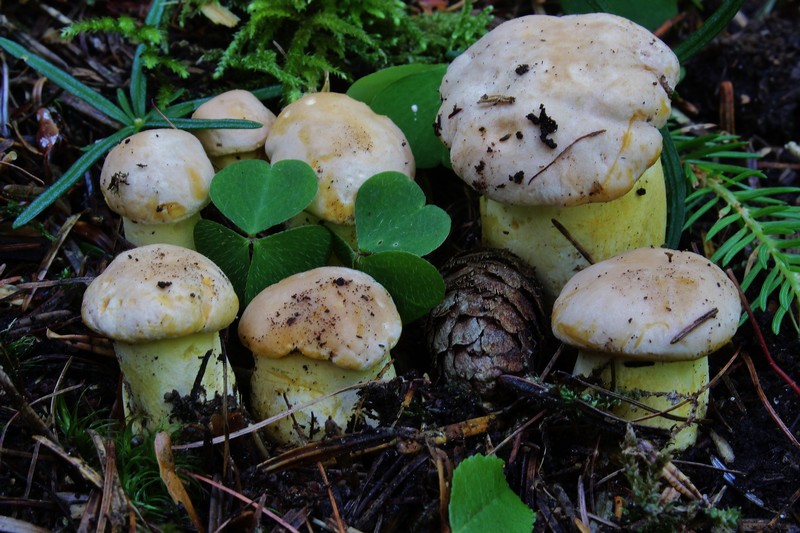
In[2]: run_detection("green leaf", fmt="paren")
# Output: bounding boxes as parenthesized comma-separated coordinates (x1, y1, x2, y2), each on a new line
(329, 228, 358, 268)
(194, 220, 252, 299)
(143, 117, 263, 130)
(449, 454, 535, 533)
(13, 127, 136, 228)
(661, 126, 685, 249)
(368, 65, 450, 168)
(356, 172, 450, 256)
(356, 251, 444, 324)
(560, 0, 677, 31)
(348, 64, 445, 105)
(0, 37, 130, 125)
(209, 159, 318, 236)
(673, 0, 747, 63)
(245, 226, 332, 304)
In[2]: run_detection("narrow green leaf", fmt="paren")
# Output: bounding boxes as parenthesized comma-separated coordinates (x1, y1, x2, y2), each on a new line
(194, 220, 252, 300)
(245, 226, 332, 304)
(162, 85, 282, 118)
(116, 88, 136, 120)
(721, 231, 756, 266)
(356, 251, 445, 324)
(673, 0, 747, 63)
(449, 454, 535, 533)
(710, 225, 748, 265)
(0, 37, 130, 125)
(661, 126, 685, 248)
(705, 212, 742, 241)
(143, 117, 263, 130)
(130, 0, 169, 116)
(561, 0, 676, 30)
(356, 172, 450, 256)
(683, 196, 719, 230)
(13, 128, 135, 228)
(210, 159, 318, 236)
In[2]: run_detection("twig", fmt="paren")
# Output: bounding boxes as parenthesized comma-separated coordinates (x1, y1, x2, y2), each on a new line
(551, 219, 594, 265)
(527, 129, 606, 184)
(317, 462, 346, 533)
(726, 269, 800, 396)
(670, 307, 718, 344)
(741, 351, 800, 450)
(186, 471, 301, 533)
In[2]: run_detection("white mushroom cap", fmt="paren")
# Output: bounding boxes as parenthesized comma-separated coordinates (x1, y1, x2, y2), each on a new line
(191, 89, 276, 158)
(81, 244, 239, 343)
(264, 92, 415, 225)
(552, 247, 741, 361)
(239, 266, 402, 371)
(100, 129, 216, 224)
(437, 13, 680, 207)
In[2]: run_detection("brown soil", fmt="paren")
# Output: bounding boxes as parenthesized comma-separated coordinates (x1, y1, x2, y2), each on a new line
(0, 1, 798, 531)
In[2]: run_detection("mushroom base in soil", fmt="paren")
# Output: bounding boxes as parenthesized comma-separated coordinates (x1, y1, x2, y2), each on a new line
(114, 331, 237, 428)
(250, 352, 396, 444)
(481, 160, 666, 301)
(551, 247, 741, 452)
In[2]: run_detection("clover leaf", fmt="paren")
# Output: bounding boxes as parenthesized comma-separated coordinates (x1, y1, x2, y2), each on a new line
(209, 159, 318, 236)
(356, 251, 445, 324)
(449, 454, 535, 533)
(356, 171, 450, 256)
(195, 159, 331, 306)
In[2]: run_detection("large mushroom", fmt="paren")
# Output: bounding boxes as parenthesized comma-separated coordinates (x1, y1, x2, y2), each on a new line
(265, 92, 415, 244)
(99, 129, 216, 249)
(81, 244, 240, 430)
(436, 13, 680, 300)
(238, 266, 402, 445)
(191, 89, 277, 169)
(551, 247, 741, 450)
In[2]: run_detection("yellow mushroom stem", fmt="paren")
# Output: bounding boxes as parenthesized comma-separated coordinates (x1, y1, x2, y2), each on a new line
(113, 331, 236, 429)
(250, 352, 395, 445)
(574, 351, 709, 452)
(481, 159, 667, 302)
(122, 212, 202, 250)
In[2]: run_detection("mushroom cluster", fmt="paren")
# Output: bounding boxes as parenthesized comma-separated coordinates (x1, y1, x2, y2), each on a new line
(238, 266, 402, 445)
(551, 247, 741, 450)
(436, 13, 680, 300)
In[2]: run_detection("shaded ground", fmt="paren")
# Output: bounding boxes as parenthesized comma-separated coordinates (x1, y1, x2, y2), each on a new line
(1, 1, 799, 531)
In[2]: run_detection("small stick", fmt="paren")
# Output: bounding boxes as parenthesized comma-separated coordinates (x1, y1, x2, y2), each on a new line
(527, 129, 606, 184)
(670, 307, 718, 344)
(551, 219, 595, 265)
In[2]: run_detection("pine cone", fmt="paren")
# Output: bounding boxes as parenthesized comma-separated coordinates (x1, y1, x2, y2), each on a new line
(426, 248, 551, 400)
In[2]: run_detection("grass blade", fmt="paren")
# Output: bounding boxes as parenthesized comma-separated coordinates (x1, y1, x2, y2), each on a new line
(672, 0, 746, 62)
(12, 128, 135, 228)
(0, 37, 130, 125)
(661, 125, 685, 248)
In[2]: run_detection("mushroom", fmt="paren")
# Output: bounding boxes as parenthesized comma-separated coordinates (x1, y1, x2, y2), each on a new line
(436, 13, 680, 300)
(238, 266, 402, 444)
(551, 247, 741, 450)
(81, 244, 240, 429)
(191, 89, 277, 169)
(99, 129, 215, 249)
(265, 92, 415, 244)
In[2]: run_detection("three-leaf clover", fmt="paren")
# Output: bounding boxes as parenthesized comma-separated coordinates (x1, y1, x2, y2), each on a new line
(194, 159, 331, 306)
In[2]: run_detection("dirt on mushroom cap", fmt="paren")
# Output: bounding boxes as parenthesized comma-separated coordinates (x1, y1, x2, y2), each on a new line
(437, 13, 680, 207)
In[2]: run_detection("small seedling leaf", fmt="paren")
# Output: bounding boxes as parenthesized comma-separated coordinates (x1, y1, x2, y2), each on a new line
(245, 225, 332, 304)
(368, 65, 450, 168)
(209, 159, 318, 236)
(193, 220, 251, 299)
(356, 251, 444, 324)
(356, 172, 450, 256)
(449, 454, 535, 533)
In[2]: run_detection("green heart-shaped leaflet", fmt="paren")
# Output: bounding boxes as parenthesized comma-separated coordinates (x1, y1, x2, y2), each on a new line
(356, 172, 450, 256)
(356, 251, 444, 324)
(209, 159, 318, 236)
(246, 225, 332, 304)
(194, 219, 250, 298)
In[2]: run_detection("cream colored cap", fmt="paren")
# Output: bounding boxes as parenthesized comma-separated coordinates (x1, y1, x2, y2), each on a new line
(437, 13, 680, 207)
(264, 92, 415, 224)
(191, 89, 276, 157)
(239, 266, 402, 371)
(552, 247, 741, 360)
(100, 129, 215, 224)
(81, 244, 239, 343)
